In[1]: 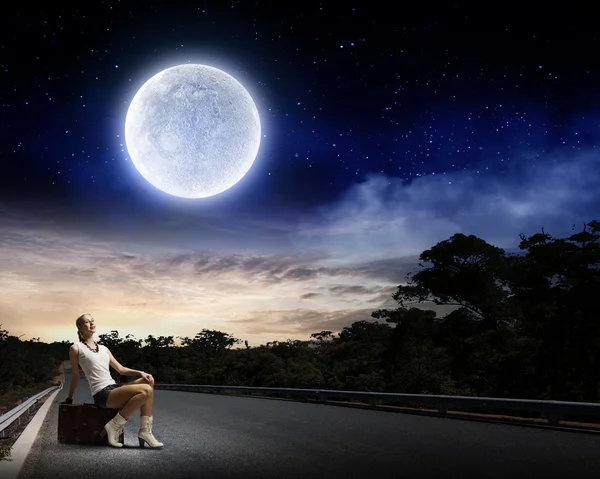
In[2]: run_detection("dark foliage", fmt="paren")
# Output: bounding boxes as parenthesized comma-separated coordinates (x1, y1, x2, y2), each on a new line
(0, 329, 64, 409)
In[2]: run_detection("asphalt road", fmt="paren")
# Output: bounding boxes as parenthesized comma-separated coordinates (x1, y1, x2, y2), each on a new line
(17, 369, 600, 479)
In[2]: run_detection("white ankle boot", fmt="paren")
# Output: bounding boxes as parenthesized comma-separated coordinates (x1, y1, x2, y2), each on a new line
(101, 413, 127, 447)
(138, 415, 164, 448)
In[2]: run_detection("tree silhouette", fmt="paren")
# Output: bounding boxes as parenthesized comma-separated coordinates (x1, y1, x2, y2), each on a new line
(392, 233, 516, 330)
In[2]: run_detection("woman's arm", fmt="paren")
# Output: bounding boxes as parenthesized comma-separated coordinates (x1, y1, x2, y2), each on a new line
(106, 348, 149, 379)
(67, 344, 79, 401)
(119, 365, 145, 377)
(106, 348, 154, 385)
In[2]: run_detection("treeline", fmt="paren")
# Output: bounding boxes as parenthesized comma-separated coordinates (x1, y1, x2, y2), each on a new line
(1, 220, 599, 406)
(0, 329, 64, 410)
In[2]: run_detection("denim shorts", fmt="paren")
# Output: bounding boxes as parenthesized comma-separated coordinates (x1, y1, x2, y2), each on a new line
(93, 383, 118, 408)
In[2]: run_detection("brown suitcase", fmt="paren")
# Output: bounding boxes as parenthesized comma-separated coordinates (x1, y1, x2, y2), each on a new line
(58, 403, 124, 446)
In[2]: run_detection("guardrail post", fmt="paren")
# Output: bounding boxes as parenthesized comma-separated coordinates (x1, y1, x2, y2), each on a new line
(319, 394, 327, 404)
(548, 411, 561, 426)
(368, 398, 376, 408)
(438, 404, 447, 416)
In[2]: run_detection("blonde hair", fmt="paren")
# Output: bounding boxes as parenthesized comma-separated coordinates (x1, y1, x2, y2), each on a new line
(76, 313, 91, 342)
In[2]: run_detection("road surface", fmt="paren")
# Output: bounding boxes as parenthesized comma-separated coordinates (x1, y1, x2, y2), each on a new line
(17, 368, 600, 478)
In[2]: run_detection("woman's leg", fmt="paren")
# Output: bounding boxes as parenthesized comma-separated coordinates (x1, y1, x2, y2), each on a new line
(119, 378, 163, 448)
(105, 383, 152, 419)
(124, 377, 154, 416)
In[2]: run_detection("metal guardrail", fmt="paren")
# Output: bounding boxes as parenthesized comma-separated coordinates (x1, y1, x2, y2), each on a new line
(154, 384, 600, 427)
(0, 383, 62, 436)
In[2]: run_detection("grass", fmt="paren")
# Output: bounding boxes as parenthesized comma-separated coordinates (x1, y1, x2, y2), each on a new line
(0, 445, 12, 462)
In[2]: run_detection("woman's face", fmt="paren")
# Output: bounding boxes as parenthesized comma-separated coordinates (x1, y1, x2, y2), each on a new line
(79, 315, 96, 336)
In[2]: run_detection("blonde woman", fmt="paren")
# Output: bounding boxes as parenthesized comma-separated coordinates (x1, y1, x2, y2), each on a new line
(65, 313, 164, 448)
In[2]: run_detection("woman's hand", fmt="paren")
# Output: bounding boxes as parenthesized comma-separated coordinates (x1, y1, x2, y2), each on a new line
(140, 371, 154, 386)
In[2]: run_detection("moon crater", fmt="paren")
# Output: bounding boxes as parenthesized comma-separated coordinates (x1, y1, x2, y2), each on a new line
(125, 64, 261, 198)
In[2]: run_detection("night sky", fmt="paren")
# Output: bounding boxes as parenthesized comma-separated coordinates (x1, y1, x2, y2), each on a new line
(1, 2, 599, 345)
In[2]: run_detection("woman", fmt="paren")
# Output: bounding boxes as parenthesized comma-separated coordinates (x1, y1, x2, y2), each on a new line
(65, 313, 164, 448)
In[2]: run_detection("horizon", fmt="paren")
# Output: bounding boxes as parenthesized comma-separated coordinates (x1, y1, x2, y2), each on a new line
(2, 298, 461, 347)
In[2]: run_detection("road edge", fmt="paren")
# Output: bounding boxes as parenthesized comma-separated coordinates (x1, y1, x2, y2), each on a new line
(0, 385, 62, 479)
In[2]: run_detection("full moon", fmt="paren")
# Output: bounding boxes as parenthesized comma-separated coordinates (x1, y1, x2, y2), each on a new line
(124, 64, 261, 198)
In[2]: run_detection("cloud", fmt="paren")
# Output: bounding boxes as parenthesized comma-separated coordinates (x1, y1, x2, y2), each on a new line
(351, 258, 420, 283)
(364, 285, 398, 304)
(226, 307, 383, 337)
(296, 149, 600, 264)
(328, 285, 379, 296)
(300, 292, 321, 300)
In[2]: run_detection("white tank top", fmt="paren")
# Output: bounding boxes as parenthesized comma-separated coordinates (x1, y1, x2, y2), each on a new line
(76, 342, 117, 396)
